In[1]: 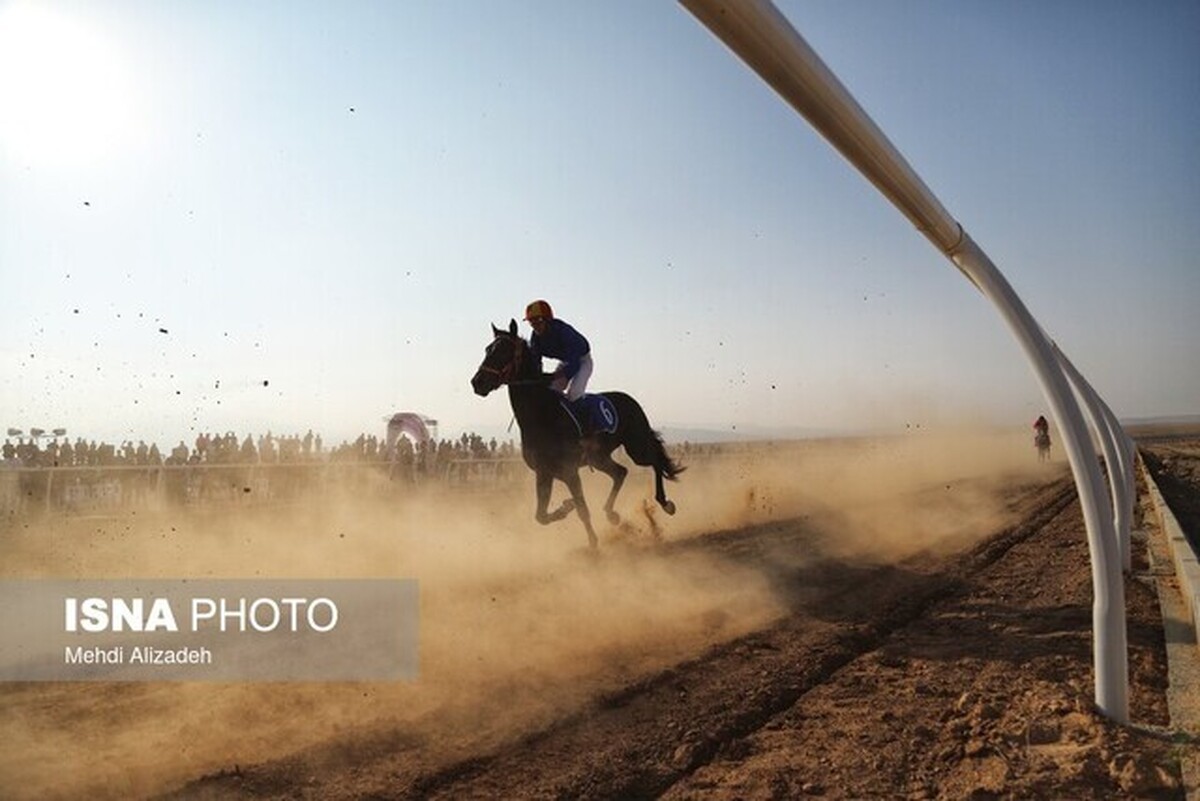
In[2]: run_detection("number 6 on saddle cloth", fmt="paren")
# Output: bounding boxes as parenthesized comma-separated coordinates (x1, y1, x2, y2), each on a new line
(564, 394, 618, 437)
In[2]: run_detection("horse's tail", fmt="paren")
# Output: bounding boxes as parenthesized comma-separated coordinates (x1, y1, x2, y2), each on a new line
(608, 391, 685, 480)
(652, 429, 681, 479)
(649, 428, 685, 481)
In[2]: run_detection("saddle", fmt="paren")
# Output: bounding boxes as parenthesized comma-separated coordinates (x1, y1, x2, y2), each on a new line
(562, 394, 618, 437)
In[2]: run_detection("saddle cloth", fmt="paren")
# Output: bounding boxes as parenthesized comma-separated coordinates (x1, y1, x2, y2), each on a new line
(562, 394, 618, 436)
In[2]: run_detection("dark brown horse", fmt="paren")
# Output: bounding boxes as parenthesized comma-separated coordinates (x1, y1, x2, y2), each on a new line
(470, 320, 683, 549)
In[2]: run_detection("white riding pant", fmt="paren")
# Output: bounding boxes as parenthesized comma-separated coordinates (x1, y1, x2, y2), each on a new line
(551, 354, 592, 401)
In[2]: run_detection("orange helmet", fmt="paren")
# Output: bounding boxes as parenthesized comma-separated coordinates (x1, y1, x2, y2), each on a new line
(524, 299, 554, 321)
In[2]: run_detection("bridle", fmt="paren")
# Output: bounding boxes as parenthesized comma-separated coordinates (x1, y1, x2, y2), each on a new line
(477, 332, 526, 387)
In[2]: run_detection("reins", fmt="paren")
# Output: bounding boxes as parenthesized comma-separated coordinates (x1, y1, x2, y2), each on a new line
(482, 334, 548, 431)
(479, 332, 535, 387)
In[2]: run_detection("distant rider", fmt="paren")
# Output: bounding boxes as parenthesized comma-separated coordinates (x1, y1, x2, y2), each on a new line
(524, 299, 592, 402)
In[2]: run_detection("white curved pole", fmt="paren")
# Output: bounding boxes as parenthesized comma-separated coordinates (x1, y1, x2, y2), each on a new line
(1054, 345, 1136, 573)
(949, 241, 1128, 721)
(1117, 426, 1137, 571)
(678, 0, 1129, 721)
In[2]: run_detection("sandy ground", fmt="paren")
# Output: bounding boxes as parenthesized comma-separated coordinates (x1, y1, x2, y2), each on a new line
(1, 429, 1196, 799)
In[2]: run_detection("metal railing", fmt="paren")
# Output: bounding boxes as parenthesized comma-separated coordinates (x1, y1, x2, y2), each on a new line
(679, 0, 1135, 722)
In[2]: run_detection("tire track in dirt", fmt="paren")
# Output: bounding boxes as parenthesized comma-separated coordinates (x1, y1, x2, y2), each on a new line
(175, 477, 1075, 800)
(401, 479, 1077, 800)
(164, 477, 1075, 800)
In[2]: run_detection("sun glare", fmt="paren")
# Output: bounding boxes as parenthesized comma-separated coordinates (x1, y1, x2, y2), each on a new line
(0, 2, 141, 167)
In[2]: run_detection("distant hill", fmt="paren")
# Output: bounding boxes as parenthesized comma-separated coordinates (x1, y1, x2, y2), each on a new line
(447, 422, 841, 446)
(455, 415, 1200, 447)
(1121, 414, 1200, 427)
(1122, 414, 1200, 439)
(659, 424, 841, 444)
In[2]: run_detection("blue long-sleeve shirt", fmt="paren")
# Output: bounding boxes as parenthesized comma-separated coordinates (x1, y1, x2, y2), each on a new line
(530, 319, 590, 378)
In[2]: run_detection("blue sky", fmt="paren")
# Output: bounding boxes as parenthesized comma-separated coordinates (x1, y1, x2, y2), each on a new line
(2, 0, 1197, 448)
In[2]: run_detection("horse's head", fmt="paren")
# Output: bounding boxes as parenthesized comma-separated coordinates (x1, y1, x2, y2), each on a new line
(471, 319, 527, 397)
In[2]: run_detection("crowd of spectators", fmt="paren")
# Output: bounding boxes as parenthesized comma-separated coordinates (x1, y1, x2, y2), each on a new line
(1, 430, 519, 471)
(1, 427, 722, 517)
(2, 437, 162, 469)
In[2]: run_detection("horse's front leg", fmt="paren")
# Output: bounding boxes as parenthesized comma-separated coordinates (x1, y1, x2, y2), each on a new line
(535, 471, 575, 524)
(561, 471, 598, 549)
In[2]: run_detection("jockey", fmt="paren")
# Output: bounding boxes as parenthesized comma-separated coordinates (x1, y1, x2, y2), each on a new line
(1033, 415, 1051, 451)
(524, 299, 592, 402)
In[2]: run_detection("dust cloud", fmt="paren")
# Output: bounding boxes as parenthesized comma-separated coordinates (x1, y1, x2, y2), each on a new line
(0, 426, 1062, 799)
(668, 426, 1063, 559)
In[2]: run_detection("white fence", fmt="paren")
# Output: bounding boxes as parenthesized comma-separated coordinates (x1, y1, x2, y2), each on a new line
(679, 0, 1135, 721)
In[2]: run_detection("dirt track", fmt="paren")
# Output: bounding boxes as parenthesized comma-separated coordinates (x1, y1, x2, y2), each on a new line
(165, 474, 1184, 800)
(3, 433, 1195, 799)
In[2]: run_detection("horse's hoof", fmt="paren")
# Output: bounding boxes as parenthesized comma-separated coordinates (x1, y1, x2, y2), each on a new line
(662, 500, 676, 516)
(606, 510, 621, 525)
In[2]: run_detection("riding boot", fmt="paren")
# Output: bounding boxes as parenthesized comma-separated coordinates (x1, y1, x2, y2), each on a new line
(568, 397, 593, 434)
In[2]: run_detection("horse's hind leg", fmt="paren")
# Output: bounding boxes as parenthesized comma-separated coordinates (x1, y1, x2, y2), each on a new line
(592, 451, 627, 525)
(654, 466, 676, 516)
(622, 442, 675, 515)
(627, 448, 676, 516)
